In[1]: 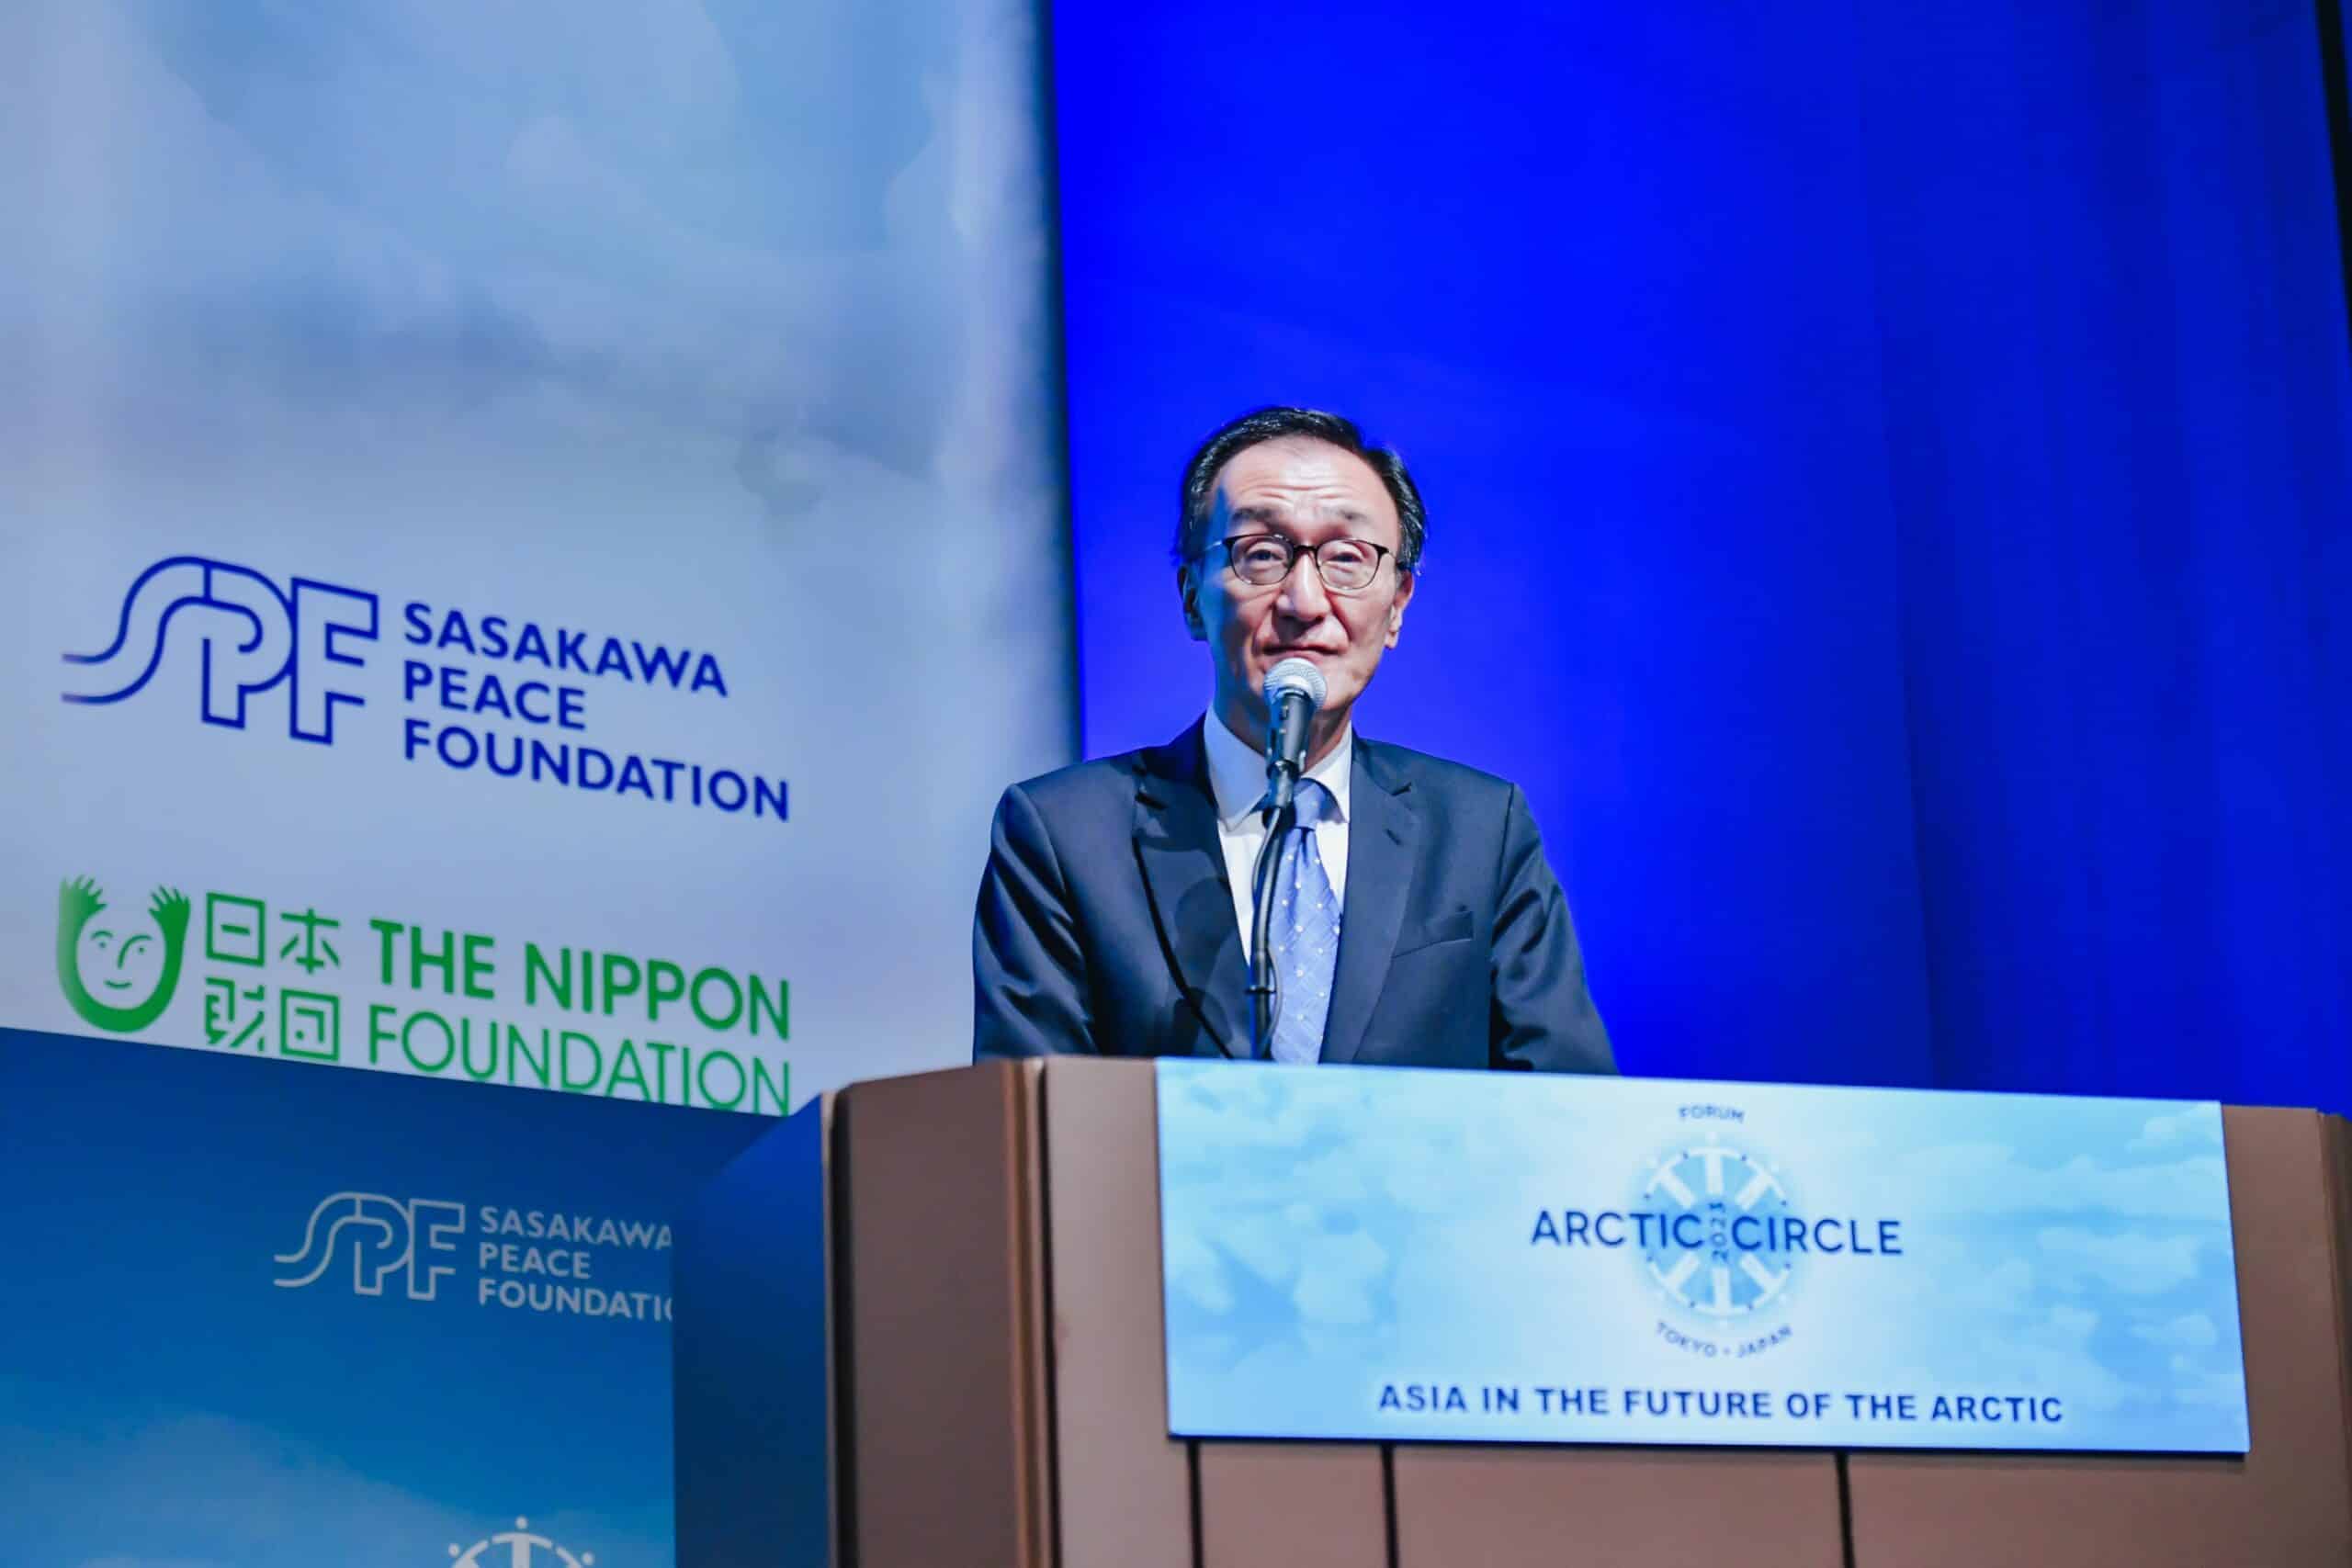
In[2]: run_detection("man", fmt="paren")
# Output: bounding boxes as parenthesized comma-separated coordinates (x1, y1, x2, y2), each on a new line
(972, 406, 1612, 1072)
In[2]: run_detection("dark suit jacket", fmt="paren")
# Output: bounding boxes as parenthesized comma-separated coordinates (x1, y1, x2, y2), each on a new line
(972, 721, 1614, 1072)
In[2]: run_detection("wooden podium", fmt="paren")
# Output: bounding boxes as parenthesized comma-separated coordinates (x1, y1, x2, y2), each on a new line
(820, 1059, 2352, 1567)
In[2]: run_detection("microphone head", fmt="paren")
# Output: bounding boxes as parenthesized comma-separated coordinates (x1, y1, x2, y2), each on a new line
(1264, 658, 1327, 713)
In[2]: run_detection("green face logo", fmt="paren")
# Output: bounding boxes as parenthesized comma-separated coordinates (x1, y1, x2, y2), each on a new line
(57, 876, 190, 1032)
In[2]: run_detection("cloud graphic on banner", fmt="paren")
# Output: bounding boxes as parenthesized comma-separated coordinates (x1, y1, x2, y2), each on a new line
(2170, 1367, 2249, 1408)
(2132, 1311, 2221, 1351)
(1160, 1067, 1611, 1383)
(1942, 1254, 2036, 1314)
(2128, 1110, 2222, 1154)
(1848, 1111, 2234, 1422)
(4, 0, 1055, 503)
(2, 1406, 659, 1568)
(1850, 1223, 2231, 1416)
(1892, 1141, 2230, 1221)
(2023, 1307, 2135, 1410)
(1292, 1225, 1389, 1328)
(1164, 1226, 1236, 1316)
(2035, 1227, 2205, 1297)
(1159, 1072, 1464, 1365)
(1864, 1302, 2146, 1414)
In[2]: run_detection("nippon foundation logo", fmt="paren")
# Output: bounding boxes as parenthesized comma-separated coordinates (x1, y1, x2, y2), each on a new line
(46, 869, 792, 1115)
(449, 1517, 596, 1567)
(55, 876, 191, 1035)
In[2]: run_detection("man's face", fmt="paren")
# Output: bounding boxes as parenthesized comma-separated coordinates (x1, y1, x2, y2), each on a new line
(1183, 436, 1415, 740)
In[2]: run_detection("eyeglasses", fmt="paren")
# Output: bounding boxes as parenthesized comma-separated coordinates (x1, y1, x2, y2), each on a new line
(1199, 534, 1396, 594)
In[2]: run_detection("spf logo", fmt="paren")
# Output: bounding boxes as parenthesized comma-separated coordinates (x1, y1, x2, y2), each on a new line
(62, 555, 379, 742)
(275, 1192, 465, 1300)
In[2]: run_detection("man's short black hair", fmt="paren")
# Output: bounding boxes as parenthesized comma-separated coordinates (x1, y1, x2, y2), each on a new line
(1174, 406, 1427, 574)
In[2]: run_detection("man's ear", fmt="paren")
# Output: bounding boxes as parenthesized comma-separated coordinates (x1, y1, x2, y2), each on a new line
(1384, 568, 1417, 649)
(1180, 564, 1207, 641)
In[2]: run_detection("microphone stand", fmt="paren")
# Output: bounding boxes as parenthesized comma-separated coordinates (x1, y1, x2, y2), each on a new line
(1248, 747, 1303, 1058)
(1248, 798, 1295, 1058)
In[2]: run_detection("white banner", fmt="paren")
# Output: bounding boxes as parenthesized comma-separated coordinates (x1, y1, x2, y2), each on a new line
(0, 0, 1070, 1111)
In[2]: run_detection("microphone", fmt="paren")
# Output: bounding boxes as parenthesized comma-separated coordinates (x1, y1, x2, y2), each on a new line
(1260, 658, 1327, 821)
(1248, 658, 1325, 1058)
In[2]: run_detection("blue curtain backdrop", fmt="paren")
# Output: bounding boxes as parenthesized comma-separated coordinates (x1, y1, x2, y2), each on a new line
(1053, 1, 2352, 1108)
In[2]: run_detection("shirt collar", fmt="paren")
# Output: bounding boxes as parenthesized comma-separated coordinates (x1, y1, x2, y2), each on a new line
(1203, 706, 1353, 829)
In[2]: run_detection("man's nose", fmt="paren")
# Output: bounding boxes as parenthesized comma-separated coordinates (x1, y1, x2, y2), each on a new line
(1275, 551, 1333, 621)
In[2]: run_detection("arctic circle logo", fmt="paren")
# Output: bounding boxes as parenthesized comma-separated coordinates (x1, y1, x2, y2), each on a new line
(1638, 1141, 1798, 1321)
(449, 1517, 593, 1566)
(1529, 1112, 1908, 1361)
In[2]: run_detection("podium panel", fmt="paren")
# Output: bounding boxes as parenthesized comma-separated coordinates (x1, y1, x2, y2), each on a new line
(832, 1065, 1055, 1568)
(1390, 1446, 1843, 1567)
(820, 1065, 2352, 1567)
(1037, 1060, 1193, 1568)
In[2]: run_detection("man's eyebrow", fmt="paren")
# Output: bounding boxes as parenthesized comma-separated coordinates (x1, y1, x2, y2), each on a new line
(1223, 505, 1285, 527)
(1224, 504, 1371, 526)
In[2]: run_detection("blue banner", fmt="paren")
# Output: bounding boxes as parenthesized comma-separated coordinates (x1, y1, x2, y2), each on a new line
(1157, 1061, 2249, 1452)
(0, 1026, 768, 1566)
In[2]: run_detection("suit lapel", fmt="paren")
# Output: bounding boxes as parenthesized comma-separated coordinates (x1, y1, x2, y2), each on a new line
(1134, 723, 1248, 1058)
(1319, 739, 1418, 1066)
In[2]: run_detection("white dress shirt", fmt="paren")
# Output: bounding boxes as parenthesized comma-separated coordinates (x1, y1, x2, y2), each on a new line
(1202, 707, 1352, 949)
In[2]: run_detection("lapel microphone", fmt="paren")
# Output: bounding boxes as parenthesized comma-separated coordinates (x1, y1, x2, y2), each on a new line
(1259, 658, 1328, 823)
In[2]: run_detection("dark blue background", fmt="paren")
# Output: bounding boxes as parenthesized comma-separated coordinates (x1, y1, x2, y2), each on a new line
(1054, 1, 2352, 1106)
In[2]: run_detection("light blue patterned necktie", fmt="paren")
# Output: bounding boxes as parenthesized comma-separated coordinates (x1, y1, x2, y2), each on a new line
(1267, 778, 1342, 1064)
